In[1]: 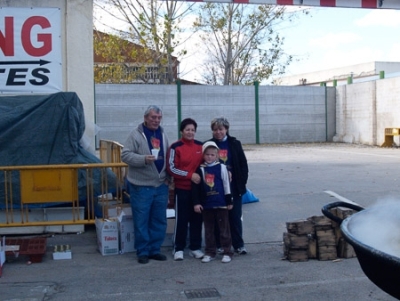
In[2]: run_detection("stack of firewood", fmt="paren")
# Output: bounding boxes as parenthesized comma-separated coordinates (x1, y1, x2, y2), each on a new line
(331, 207, 357, 259)
(283, 207, 356, 262)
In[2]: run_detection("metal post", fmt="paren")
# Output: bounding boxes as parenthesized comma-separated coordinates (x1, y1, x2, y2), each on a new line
(254, 81, 260, 144)
(325, 86, 328, 141)
(176, 79, 182, 138)
(348, 72, 353, 84)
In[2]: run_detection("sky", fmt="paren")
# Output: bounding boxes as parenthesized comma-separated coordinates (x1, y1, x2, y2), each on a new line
(276, 6, 400, 79)
(94, 4, 400, 84)
(174, 5, 400, 83)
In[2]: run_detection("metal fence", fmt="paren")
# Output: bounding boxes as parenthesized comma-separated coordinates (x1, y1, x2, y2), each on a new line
(0, 162, 127, 229)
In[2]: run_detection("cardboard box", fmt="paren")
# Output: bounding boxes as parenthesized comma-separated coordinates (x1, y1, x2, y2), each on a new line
(162, 218, 175, 247)
(95, 198, 119, 218)
(117, 211, 135, 253)
(96, 209, 174, 253)
(95, 193, 131, 219)
(95, 218, 119, 256)
(108, 204, 131, 219)
(166, 217, 175, 233)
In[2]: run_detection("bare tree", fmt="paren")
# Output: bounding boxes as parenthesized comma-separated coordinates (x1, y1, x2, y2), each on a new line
(94, 0, 195, 84)
(193, 3, 308, 85)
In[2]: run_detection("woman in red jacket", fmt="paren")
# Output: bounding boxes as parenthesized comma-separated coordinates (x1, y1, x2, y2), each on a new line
(167, 118, 204, 261)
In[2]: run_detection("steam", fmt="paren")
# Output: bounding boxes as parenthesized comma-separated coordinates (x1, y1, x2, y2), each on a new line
(347, 197, 400, 258)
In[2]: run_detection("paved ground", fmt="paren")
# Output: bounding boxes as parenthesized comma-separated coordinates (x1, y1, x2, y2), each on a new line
(1, 143, 399, 301)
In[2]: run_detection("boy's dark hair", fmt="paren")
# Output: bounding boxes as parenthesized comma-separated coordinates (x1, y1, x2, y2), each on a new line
(180, 118, 197, 132)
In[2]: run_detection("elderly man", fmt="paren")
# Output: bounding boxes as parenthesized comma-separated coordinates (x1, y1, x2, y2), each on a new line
(122, 105, 170, 264)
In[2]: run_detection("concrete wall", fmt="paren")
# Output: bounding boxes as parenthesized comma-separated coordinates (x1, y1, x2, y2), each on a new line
(335, 82, 377, 145)
(96, 74, 400, 148)
(1, 0, 95, 150)
(94, 84, 178, 145)
(95, 84, 334, 146)
(259, 86, 335, 143)
(334, 76, 400, 146)
(376, 78, 400, 144)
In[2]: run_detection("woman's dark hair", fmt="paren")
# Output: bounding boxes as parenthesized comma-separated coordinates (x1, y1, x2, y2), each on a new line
(180, 118, 197, 132)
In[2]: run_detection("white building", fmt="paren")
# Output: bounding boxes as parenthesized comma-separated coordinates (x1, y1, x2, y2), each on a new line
(274, 61, 400, 86)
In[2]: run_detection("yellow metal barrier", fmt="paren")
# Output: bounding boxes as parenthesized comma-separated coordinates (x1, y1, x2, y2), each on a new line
(99, 139, 126, 183)
(0, 163, 127, 228)
(381, 128, 400, 147)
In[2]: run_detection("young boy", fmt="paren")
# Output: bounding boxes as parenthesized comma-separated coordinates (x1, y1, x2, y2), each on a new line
(192, 141, 234, 263)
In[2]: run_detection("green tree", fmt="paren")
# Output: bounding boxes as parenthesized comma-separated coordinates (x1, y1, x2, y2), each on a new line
(193, 3, 307, 85)
(94, 0, 194, 84)
(93, 30, 138, 83)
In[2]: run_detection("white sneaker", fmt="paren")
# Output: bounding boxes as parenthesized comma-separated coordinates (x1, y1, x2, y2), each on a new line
(221, 255, 231, 263)
(217, 248, 224, 255)
(174, 251, 184, 261)
(201, 255, 215, 263)
(189, 249, 204, 259)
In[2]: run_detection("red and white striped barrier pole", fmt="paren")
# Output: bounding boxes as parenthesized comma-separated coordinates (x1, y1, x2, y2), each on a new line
(170, 0, 400, 10)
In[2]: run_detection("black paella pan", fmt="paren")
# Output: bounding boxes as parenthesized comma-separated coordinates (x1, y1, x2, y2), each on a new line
(322, 201, 400, 300)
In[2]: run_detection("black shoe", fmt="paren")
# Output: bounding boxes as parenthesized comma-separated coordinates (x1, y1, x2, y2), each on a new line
(149, 253, 167, 261)
(138, 256, 149, 264)
(236, 247, 247, 255)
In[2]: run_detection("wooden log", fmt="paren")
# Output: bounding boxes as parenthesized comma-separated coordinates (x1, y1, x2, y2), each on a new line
(331, 227, 343, 246)
(286, 219, 314, 235)
(337, 237, 356, 258)
(286, 233, 309, 250)
(283, 232, 290, 257)
(314, 223, 333, 231)
(318, 245, 337, 261)
(283, 232, 312, 261)
(316, 229, 336, 246)
(287, 249, 309, 262)
(330, 207, 356, 244)
(336, 207, 355, 220)
(307, 235, 317, 259)
(308, 215, 332, 226)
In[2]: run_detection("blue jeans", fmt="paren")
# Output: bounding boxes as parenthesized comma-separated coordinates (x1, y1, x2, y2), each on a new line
(128, 182, 168, 257)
